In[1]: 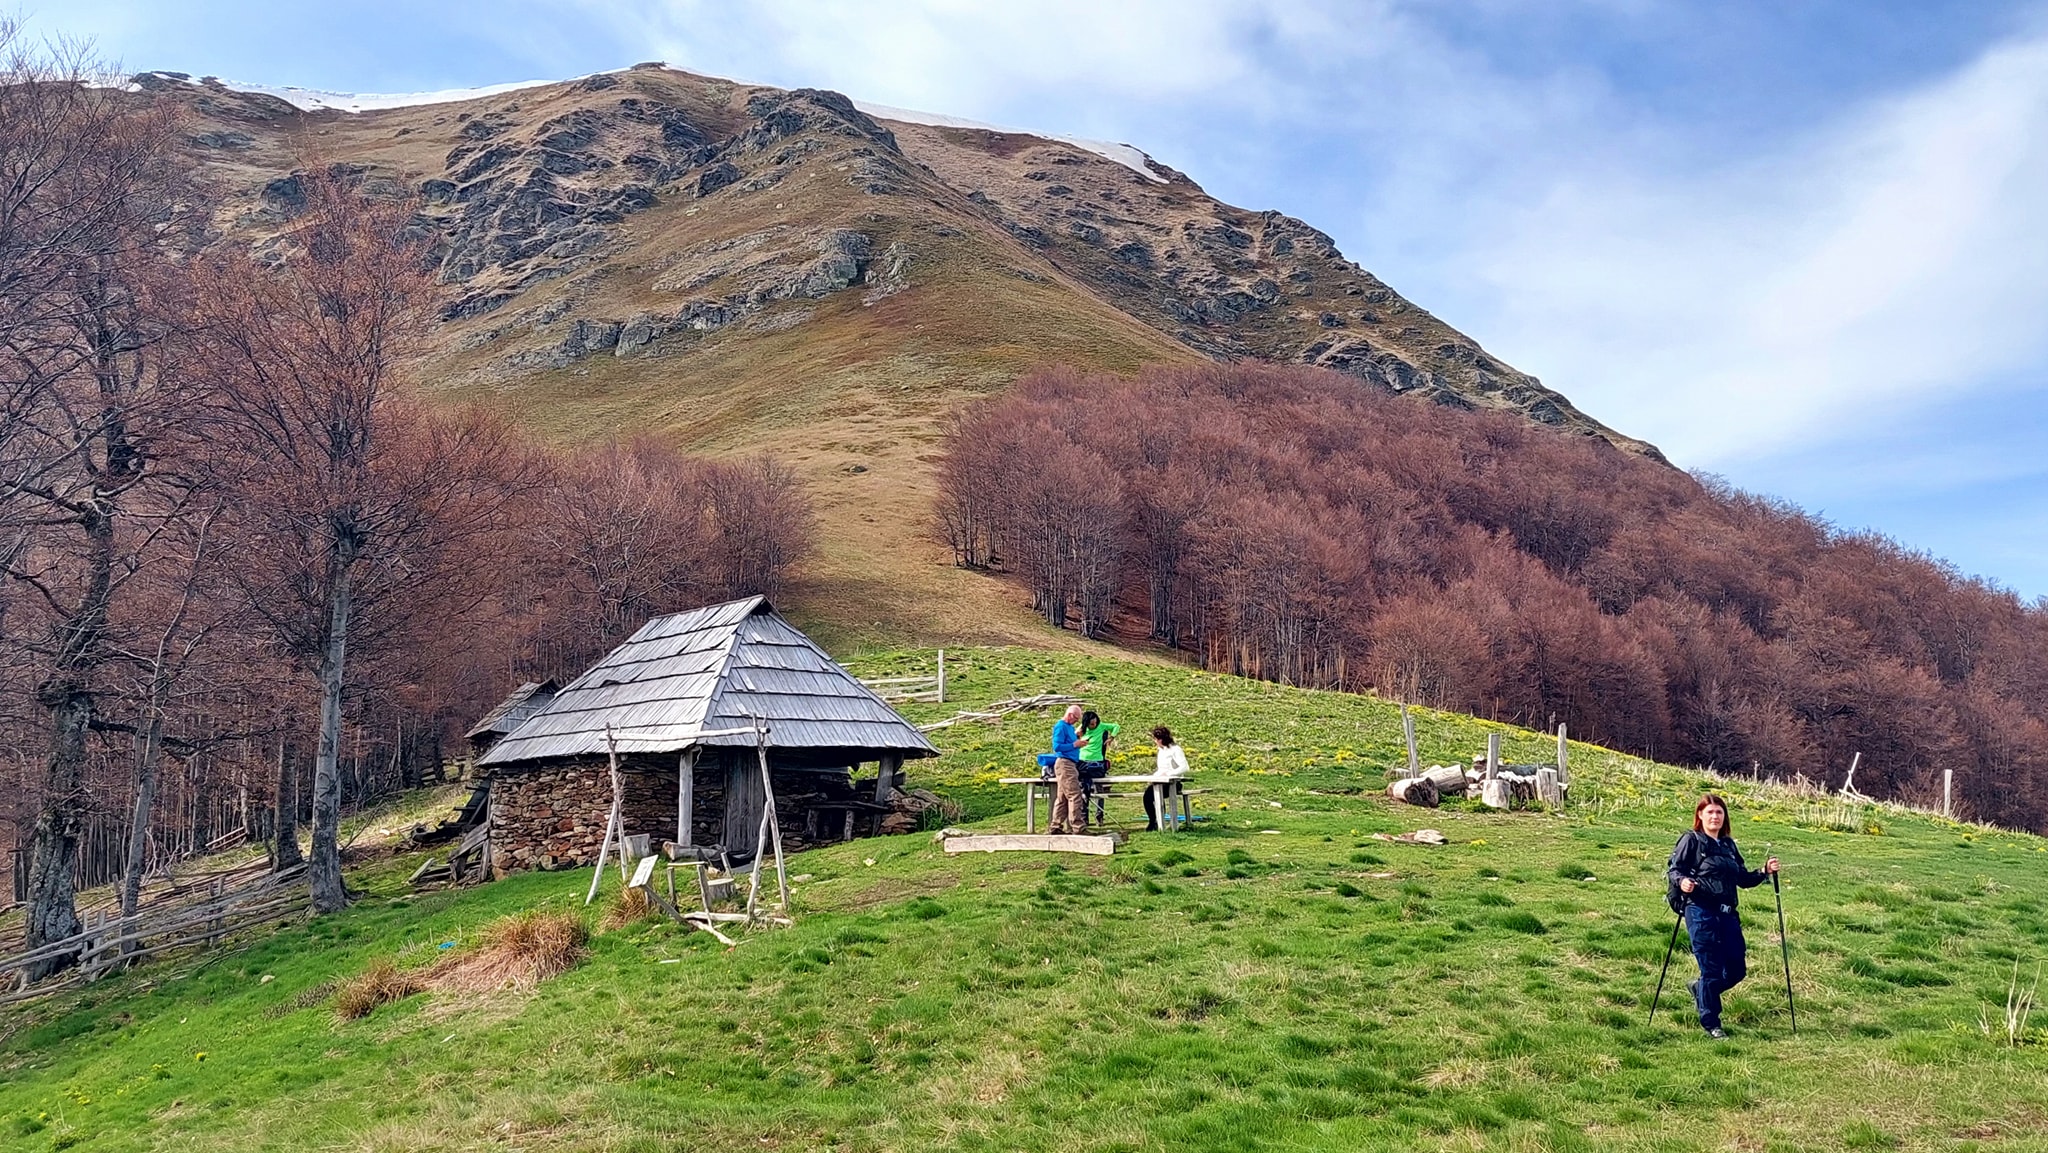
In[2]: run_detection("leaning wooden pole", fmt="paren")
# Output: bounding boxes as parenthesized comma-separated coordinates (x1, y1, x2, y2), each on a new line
(1401, 705, 1419, 779)
(585, 726, 625, 906)
(754, 719, 789, 912)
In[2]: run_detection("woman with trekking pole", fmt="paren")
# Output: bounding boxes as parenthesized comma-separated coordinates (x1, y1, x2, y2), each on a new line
(1665, 794, 1779, 1038)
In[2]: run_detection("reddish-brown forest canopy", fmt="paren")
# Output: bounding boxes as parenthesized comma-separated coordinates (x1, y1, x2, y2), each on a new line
(937, 364, 2048, 833)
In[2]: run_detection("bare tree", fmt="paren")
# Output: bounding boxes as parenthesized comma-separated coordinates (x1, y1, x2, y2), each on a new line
(0, 29, 203, 976)
(192, 169, 439, 914)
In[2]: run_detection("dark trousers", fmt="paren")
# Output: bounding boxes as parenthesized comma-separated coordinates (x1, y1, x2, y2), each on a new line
(1685, 903, 1748, 1030)
(1080, 761, 1108, 825)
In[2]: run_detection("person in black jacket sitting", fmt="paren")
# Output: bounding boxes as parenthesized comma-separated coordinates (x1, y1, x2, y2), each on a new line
(1668, 793, 1779, 1038)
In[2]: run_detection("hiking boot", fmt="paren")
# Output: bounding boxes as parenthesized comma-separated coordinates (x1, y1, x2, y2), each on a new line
(1707, 1027, 1729, 1040)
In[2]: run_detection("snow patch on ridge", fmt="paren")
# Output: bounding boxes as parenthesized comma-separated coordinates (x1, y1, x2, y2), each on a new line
(853, 100, 1169, 184)
(180, 72, 1171, 185)
(218, 78, 561, 113)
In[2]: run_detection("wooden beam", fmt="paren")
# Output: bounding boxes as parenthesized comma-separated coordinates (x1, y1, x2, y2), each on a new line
(942, 834, 1116, 856)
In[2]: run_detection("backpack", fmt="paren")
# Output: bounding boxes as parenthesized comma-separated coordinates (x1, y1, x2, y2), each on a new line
(1665, 831, 1701, 914)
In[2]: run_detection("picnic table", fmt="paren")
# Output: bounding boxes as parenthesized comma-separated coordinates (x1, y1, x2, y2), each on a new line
(997, 774, 1196, 833)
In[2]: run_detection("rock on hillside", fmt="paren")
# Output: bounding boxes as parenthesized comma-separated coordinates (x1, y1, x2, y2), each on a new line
(136, 66, 1656, 458)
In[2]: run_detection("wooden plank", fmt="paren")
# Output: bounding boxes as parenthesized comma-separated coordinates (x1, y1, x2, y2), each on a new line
(942, 834, 1116, 856)
(628, 855, 658, 890)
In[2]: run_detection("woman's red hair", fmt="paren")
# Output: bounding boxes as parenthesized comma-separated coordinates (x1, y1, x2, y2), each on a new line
(1693, 793, 1730, 834)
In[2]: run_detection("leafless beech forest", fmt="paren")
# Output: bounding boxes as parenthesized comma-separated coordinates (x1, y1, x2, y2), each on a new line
(937, 365, 2048, 834)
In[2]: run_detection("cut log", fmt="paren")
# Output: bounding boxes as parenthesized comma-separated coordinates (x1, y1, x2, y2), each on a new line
(1535, 767, 1566, 806)
(1480, 779, 1513, 810)
(1388, 777, 1440, 808)
(1420, 766, 1467, 797)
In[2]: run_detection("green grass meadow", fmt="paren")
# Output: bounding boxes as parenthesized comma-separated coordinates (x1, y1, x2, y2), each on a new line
(5, 647, 2048, 1151)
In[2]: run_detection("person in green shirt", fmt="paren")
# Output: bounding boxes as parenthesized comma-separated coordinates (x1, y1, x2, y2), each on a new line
(1078, 711, 1119, 827)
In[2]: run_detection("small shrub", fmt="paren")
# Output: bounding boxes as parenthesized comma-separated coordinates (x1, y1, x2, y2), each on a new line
(1226, 848, 1254, 866)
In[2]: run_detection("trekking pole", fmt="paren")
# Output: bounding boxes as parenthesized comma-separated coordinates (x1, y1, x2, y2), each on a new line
(1770, 844, 1797, 1035)
(1648, 911, 1684, 1025)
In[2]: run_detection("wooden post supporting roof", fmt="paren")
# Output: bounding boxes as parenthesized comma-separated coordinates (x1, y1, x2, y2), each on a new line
(875, 754, 904, 802)
(676, 747, 698, 848)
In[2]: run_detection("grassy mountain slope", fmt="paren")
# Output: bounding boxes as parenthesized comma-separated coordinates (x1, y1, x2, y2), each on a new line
(138, 65, 1654, 646)
(7, 647, 2047, 1152)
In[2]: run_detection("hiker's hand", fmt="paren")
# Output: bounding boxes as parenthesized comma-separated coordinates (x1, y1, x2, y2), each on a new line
(1678, 878, 1695, 893)
(1765, 857, 1780, 874)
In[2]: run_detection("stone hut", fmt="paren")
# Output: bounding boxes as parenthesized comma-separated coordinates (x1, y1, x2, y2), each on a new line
(474, 596, 939, 874)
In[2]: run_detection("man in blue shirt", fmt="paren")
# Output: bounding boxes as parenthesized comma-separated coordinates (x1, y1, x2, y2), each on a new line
(1049, 704, 1085, 834)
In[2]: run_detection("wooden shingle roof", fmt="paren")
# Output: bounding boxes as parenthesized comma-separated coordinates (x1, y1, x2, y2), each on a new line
(475, 596, 937, 768)
(464, 680, 559, 740)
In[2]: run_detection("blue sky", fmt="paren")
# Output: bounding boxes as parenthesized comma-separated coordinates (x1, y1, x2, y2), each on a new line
(40, 1, 2048, 598)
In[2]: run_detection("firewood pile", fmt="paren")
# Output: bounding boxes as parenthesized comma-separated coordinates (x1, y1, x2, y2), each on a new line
(1387, 760, 1567, 810)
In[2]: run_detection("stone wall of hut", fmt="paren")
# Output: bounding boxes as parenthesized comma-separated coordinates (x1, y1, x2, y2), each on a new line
(486, 758, 928, 875)
(487, 762, 679, 872)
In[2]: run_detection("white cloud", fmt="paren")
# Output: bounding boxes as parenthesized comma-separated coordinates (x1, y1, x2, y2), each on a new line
(1466, 31, 2048, 466)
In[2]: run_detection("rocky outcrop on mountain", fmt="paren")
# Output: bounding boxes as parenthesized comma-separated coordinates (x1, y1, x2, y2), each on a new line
(136, 65, 1656, 457)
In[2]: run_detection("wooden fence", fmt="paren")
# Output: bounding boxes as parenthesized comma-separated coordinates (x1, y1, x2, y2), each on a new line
(1, 860, 308, 1005)
(861, 649, 948, 704)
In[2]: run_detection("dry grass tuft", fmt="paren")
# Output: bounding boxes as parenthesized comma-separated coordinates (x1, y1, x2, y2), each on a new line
(426, 911, 590, 996)
(601, 886, 654, 930)
(333, 911, 590, 1020)
(332, 961, 425, 1021)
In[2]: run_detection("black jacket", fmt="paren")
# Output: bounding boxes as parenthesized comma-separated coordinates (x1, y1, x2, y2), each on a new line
(1666, 830, 1767, 910)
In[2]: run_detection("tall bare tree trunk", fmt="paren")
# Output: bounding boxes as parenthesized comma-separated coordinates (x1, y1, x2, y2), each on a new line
(24, 507, 115, 977)
(309, 540, 355, 913)
(272, 731, 302, 871)
(23, 680, 89, 979)
(118, 709, 164, 918)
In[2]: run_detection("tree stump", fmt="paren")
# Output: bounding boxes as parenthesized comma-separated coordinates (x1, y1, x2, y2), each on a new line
(1536, 767, 1566, 806)
(1480, 779, 1513, 810)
